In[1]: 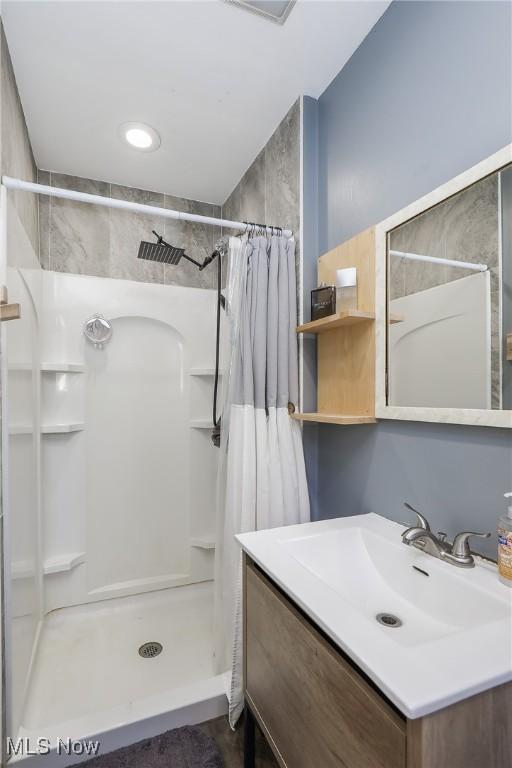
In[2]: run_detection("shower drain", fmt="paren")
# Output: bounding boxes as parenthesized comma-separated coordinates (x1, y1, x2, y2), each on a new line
(376, 613, 402, 628)
(138, 641, 163, 658)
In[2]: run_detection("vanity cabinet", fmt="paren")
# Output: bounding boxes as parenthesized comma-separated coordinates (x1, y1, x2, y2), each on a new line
(243, 555, 512, 768)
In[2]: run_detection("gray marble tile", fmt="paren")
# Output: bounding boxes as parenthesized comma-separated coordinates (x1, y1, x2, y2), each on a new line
(265, 99, 300, 238)
(222, 183, 242, 233)
(49, 173, 111, 277)
(239, 148, 266, 227)
(163, 195, 221, 289)
(1, 23, 38, 255)
(109, 184, 165, 284)
(220, 99, 301, 316)
(37, 169, 51, 270)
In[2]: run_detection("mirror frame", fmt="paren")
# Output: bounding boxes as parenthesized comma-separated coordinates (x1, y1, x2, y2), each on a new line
(375, 144, 512, 429)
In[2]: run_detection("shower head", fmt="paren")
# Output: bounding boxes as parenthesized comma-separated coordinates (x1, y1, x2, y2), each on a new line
(138, 231, 204, 269)
(138, 234, 184, 265)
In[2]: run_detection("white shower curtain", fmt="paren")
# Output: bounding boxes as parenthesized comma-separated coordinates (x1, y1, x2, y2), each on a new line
(214, 235, 310, 728)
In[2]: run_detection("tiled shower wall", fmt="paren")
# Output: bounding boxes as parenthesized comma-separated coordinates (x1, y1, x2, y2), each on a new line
(0, 22, 38, 252)
(36, 100, 300, 290)
(222, 99, 300, 244)
(37, 172, 222, 289)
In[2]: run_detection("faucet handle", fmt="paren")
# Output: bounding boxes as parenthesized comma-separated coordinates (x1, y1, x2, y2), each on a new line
(451, 531, 491, 558)
(403, 502, 431, 532)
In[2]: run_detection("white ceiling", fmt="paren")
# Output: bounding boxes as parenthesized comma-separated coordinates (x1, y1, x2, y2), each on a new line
(2, 0, 389, 204)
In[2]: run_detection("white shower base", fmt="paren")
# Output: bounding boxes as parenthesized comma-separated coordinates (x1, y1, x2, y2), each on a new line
(14, 583, 228, 767)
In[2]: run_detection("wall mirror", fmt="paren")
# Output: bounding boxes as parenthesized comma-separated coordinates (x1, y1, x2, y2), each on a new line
(376, 145, 512, 428)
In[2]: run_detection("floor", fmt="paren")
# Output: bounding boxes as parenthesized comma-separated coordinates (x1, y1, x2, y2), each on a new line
(22, 582, 219, 730)
(200, 715, 279, 768)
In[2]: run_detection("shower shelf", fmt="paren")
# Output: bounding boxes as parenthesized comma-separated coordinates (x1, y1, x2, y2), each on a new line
(42, 422, 85, 434)
(190, 368, 218, 377)
(12, 553, 86, 579)
(10, 422, 85, 434)
(44, 552, 86, 575)
(190, 419, 213, 429)
(191, 537, 216, 550)
(9, 362, 85, 372)
(42, 363, 85, 373)
(9, 424, 33, 435)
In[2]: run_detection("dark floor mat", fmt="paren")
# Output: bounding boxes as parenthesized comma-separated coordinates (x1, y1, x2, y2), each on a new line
(71, 726, 224, 768)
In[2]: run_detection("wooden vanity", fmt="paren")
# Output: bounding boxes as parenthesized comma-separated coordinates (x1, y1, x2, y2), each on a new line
(243, 554, 512, 768)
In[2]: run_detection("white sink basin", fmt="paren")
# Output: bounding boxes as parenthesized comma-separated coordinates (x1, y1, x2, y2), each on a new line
(283, 526, 507, 647)
(237, 513, 512, 719)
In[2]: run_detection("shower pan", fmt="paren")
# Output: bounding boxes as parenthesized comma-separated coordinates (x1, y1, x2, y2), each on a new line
(1, 202, 228, 766)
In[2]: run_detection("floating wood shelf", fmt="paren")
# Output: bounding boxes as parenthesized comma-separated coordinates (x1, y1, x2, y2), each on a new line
(297, 310, 375, 335)
(291, 412, 376, 425)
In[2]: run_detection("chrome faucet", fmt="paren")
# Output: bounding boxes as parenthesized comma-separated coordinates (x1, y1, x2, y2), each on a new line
(401, 503, 490, 568)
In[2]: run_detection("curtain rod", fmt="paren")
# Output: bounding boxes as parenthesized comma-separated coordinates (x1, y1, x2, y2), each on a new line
(1, 176, 293, 238)
(389, 249, 487, 273)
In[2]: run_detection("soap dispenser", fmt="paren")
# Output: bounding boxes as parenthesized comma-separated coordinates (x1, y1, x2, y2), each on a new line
(498, 492, 512, 587)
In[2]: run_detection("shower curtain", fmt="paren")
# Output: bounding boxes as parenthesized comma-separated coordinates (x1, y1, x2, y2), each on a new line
(214, 235, 310, 728)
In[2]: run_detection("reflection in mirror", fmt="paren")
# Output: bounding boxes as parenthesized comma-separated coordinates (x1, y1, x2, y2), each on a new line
(387, 164, 511, 411)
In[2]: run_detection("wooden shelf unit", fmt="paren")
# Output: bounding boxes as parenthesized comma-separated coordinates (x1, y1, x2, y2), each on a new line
(294, 227, 377, 426)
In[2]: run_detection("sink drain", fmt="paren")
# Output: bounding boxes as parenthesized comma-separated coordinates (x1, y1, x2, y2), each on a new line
(376, 613, 402, 628)
(138, 641, 163, 658)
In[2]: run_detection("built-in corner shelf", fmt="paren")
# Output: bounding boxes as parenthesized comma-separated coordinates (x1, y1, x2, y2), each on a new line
(42, 363, 85, 373)
(297, 310, 375, 335)
(190, 419, 213, 429)
(12, 552, 86, 579)
(42, 422, 85, 434)
(9, 424, 33, 435)
(191, 537, 216, 550)
(291, 412, 376, 425)
(44, 551, 85, 575)
(9, 362, 85, 373)
(10, 422, 85, 435)
(190, 368, 216, 377)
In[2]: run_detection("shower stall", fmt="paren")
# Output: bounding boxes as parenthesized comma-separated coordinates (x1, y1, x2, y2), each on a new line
(1, 189, 235, 764)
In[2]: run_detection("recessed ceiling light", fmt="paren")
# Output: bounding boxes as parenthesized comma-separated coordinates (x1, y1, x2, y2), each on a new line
(119, 122, 161, 152)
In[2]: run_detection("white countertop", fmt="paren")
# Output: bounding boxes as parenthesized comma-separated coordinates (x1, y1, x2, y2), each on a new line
(236, 513, 512, 719)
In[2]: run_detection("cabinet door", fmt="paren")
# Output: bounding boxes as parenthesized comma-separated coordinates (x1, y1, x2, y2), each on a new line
(244, 560, 406, 768)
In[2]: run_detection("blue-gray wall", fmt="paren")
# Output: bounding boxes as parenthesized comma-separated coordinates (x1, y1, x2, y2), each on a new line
(307, 1, 512, 558)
